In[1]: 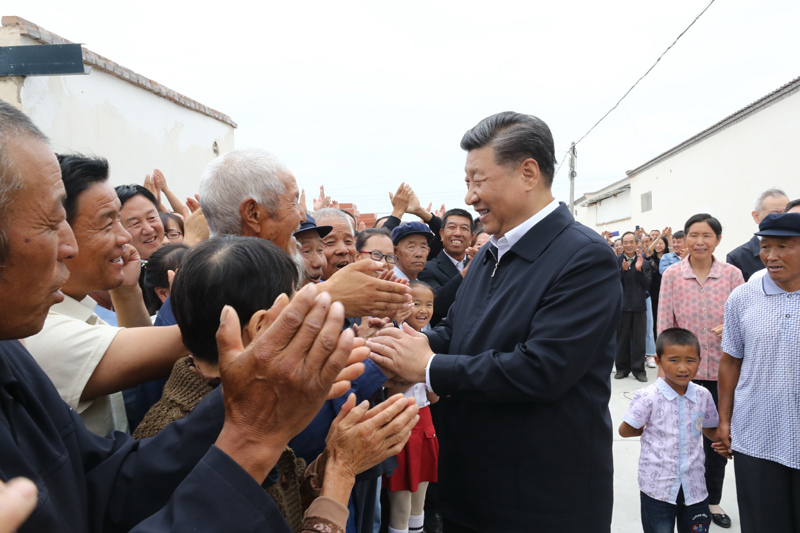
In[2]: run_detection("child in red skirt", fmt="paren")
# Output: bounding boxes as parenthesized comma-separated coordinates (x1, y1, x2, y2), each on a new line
(385, 281, 439, 533)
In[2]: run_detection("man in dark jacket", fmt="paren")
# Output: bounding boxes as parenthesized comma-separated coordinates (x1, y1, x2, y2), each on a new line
(726, 188, 788, 281)
(368, 112, 621, 533)
(615, 231, 652, 382)
(0, 99, 359, 532)
(419, 208, 474, 327)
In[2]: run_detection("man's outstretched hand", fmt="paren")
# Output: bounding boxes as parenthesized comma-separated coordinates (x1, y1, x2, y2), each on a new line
(322, 260, 411, 318)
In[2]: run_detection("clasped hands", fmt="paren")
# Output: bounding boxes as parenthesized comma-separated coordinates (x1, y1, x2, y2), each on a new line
(367, 323, 435, 387)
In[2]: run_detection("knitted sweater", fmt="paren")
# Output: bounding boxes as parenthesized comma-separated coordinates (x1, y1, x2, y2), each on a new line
(133, 357, 343, 533)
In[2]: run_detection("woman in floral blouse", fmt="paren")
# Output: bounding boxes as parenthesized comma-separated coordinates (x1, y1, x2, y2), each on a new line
(657, 213, 744, 529)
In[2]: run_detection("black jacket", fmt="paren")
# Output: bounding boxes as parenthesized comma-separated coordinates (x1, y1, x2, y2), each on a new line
(618, 254, 651, 312)
(726, 235, 763, 281)
(426, 204, 621, 532)
(0, 340, 289, 532)
(418, 249, 465, 327)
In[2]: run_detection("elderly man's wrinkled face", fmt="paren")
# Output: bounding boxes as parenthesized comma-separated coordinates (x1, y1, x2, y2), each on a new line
(0, 137, 77, 340)
(62, 182, 132, 298)
(296, 231, 326, 284)
(760, 236, 800, 291)
(265, 173, 305, 254)
(320, 219, 355, 280)
(395, 234, 429, 280)
(120, 194, 164, 260)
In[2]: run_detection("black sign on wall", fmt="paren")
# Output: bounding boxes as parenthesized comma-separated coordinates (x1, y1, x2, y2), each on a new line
(0, 43, 86, 76)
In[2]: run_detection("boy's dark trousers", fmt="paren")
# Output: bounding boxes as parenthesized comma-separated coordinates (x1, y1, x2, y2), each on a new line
(640, 489, 710, 533)
(616, 311, 646, 377)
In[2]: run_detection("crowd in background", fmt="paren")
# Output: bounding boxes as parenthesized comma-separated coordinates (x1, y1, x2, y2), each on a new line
(1, 100, 799, 533)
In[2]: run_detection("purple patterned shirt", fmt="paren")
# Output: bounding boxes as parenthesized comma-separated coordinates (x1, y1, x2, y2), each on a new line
(623, 378, 719, 505)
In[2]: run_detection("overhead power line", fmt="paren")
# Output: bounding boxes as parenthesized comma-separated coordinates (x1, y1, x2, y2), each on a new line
(574, 0, 716, 147)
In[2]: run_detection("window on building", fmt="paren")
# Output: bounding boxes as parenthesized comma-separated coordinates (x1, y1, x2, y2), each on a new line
(641, 191, 652, 213)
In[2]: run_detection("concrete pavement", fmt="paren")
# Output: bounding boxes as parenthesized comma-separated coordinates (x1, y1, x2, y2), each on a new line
(610, 363, 741, 532)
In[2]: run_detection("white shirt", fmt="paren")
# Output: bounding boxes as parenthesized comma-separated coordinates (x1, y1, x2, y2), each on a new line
(444, 251, 466, 273)
(490, 198, 559, 261)
(24, 295, 129, 436)
(425, 198, 560, 392)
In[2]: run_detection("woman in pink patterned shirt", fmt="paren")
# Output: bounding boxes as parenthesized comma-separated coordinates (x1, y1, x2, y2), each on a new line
(657, 213, 743, 529)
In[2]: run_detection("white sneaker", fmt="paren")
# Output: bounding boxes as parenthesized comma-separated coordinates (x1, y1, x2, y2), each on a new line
(646, 357, 657, 368)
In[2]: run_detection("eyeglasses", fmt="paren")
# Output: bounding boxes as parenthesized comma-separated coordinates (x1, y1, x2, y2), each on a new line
(359, 250, 398, 265)
(165, 230, 183, 241)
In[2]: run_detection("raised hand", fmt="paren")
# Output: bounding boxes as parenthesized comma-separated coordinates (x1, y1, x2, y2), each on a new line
(186, 194, 201, 214)
(389, 183, 412, 218)
(183, 208, 209, 246)
(119, 243, 142, 289)
(635, 255, 644, 271)
(213, 285, 355, 482)
(622, 258, 630, 272)
(314, 186, 332, 211)
(434, 203, 446, 219)
(299, 188, 309, 214)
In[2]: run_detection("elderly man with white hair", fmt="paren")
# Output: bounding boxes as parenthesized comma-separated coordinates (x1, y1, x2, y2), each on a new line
(200, 149, 410, 318)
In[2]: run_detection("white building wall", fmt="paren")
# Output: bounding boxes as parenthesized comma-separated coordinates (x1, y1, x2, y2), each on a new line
(2, 29, 234, 203)
(577, 87, 800, 258)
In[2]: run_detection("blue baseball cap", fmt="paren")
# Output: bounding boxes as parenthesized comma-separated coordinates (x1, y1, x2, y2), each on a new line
(391, 221, 434, 246)
(755, 213, 800, 238)
(294, 214, 332, 238)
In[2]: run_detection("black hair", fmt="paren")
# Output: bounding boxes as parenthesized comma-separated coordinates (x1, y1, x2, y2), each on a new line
(171, 236, 299, 364)
(442, 208, 475, 232)
(785, 199, 800, 213)
(460, 111, 556, 187)
(57, 154, 110, 224)
(115, 184, 159, 209)
(656, 328, 701, 359)
(472, 228, 487, 246)
(621, 231, 638, 243)
(684, 213, 722, 238)
(159, 211, 184, 234)
(654, 235, 669, 255)
(409, 279, 434, 296)
(143, 243, 189, 315)
(356, 227, 391, 252)
(673, 230, 685, 239)
(373, 215, 390, 228)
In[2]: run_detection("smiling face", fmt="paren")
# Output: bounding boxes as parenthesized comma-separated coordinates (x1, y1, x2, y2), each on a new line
(296, 230, 326, 284)
(464, 146, 532, 239)
(395, 234, 429, 280)
(649, 230, 660, 241)
(621, 233, 637, 256)
(357, 234, 395, 277)
(440, 215, 472, 260)
(120, 194, 164, 260)
(654, 237, 667, 254)
(760, 236, 800, 292)
(320, 219, 356, 280)
(62, 182, 132, 299)
(656, 343, 700, 395)
(686, 221, 721, 262)
(405, 284, 434, 332)
(0, 136, 78, 339)
(265, 173, 305, 254)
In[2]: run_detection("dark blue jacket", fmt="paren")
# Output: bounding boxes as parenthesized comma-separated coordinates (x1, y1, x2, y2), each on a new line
(426, 204, 621, 533)
(418, 249, 464, 327)
(726, 235, 763, 281)
(0, 339, 289, 532)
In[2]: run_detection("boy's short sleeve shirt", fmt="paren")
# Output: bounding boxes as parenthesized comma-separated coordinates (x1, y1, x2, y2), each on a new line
(623, 378, 719, 505)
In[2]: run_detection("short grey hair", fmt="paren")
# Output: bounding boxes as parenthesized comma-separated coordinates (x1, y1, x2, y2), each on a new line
(314, 208, 354, 236)
(754, 188, 788, 213)
(199, 148, 289, 237)
(0, 100, 49, 265)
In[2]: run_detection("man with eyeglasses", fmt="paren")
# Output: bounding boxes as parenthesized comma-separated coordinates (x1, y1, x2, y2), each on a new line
(391, 222, 434, 282)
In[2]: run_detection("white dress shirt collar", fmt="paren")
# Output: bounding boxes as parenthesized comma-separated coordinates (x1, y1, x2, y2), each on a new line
(490, 198, 559, 261)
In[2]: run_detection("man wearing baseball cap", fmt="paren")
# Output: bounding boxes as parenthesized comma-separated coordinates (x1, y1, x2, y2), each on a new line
(717, 212, 800, 532)
(391, 222, 434, 281)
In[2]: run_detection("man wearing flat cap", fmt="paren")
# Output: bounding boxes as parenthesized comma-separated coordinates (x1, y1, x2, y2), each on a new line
(717, 212, 800, 532)
(392, 222, 434, 281)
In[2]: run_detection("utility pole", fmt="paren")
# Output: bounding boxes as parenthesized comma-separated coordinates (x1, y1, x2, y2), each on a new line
(568, 142, 577, 213)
